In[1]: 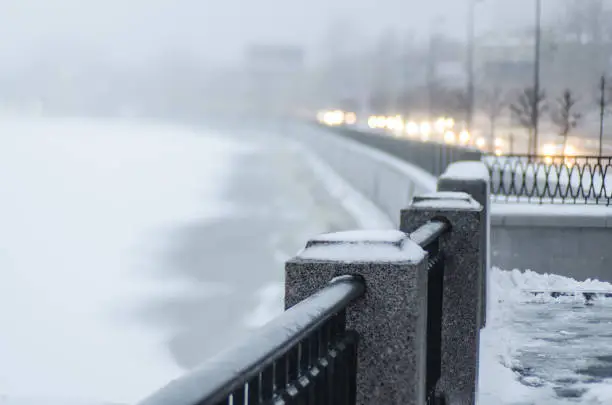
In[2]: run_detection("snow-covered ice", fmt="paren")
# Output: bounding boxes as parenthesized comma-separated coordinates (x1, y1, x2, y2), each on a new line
(0, 116, 246, 404)
(479, 268, 612, 405)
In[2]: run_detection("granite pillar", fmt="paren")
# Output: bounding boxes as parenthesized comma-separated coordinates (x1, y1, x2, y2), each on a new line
(400, 192, 484, 405)
(437, 161, 490, 329)
(285, 230, 429, 405)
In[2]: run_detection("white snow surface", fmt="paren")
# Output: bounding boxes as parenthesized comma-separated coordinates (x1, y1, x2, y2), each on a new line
(298, 230, 428, 264)
(441, 161, 491, 181)
(412, 198, 480, 210)
(496, 268, 612, 294)
(285, 138, 396, 229)
(0, 116, 247, 404)
(297, 239, 426, 263)
(309, 229, 406, 243)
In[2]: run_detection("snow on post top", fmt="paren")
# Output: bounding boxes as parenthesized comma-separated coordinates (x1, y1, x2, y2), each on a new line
(412, 192, 481, 210)
(413, 191, 473, 202)
(297, 230, 426, 263)
(441, 161, 490, 181)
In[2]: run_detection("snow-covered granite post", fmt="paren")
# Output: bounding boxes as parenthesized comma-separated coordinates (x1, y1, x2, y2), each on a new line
(285, 230, 429, 405)
(400, 192, 484, 405)
(437, 161, 490, 329)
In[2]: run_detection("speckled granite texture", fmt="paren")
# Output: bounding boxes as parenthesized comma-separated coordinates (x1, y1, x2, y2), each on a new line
(438, 166, 490, 329)
(285, 232, 429, 405)
(400, 191, 484, 405)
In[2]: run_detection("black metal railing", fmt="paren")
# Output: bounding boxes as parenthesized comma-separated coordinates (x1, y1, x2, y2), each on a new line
(484, 154, 612, 205)
(410, 219, 451, 404)
(137, 275, 364, 405)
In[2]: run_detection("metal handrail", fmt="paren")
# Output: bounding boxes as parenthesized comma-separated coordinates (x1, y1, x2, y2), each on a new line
(410, 220, 451, 249)
(137, 275, 365, 405)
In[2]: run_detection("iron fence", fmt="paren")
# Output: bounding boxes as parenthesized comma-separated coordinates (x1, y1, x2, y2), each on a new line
(484, 154, 612, 205)
(138, 275, 364, 405)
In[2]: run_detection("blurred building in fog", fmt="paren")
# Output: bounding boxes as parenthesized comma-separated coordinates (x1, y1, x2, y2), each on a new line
(242, 44, 306, 120)
(475, 28, 612, 95)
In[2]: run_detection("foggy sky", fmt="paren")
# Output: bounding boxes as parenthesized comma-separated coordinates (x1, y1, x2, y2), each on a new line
(0, 0, 554, 68)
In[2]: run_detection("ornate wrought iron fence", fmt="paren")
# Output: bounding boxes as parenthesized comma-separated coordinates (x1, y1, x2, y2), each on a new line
(484, 154, 612, 205)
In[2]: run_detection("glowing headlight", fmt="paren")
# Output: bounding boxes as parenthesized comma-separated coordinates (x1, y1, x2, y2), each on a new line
(420, 122, 431, 136)
(406, 121, 419, 136)
(435, 117, 447, 133)
(345, 112, 357, 125)
(444, 131, 456, 144)
(459, 130, 470, 144)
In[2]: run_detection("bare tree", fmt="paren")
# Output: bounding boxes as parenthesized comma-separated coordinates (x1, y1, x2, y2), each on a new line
(595, 75, 612, 156)
(439, 87, 468, 118)
(551, 89, 581, 153)
(480, 86, 507, 152)
(509, 88, 547, 154)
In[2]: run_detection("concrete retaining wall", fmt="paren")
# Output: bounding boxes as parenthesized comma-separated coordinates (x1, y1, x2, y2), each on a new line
(320, 123, 482, 177)
(491, 205, 612, 282)
(293, 124, 436, 228)
(293, 123, 612, 282)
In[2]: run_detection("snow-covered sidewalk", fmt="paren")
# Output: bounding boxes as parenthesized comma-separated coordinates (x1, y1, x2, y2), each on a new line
(480, 269, 612, 405)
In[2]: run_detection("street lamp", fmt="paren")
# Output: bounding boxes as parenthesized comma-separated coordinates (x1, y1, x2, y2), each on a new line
(533, 0, 542, 154)
(428, 15, 446, 119)
(466, 0, 483, 135)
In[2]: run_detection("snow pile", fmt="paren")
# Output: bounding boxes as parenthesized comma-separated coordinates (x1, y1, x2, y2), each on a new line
(478, 268, 540, 404)
(0, 116, 246, 404)
(493, 268, 612, 301)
